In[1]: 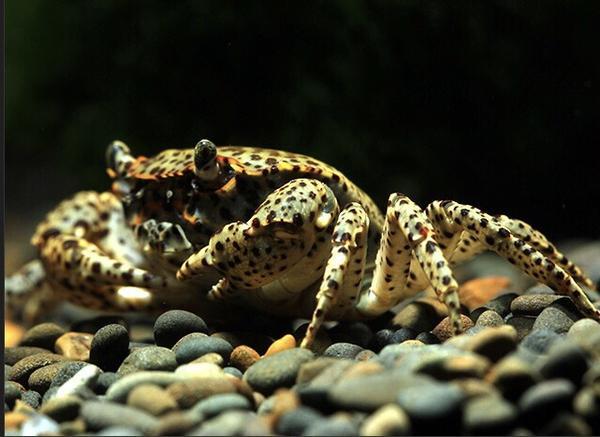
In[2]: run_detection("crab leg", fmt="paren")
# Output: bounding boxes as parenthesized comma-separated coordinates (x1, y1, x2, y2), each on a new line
(427, 200, 600, 319)
(354, 194, 463, 333)
(301, 203, 369, 348)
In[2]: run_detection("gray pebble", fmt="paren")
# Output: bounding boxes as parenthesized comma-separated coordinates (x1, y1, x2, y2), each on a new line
(89, 324, 130, 372)
(538, 341, 588, 384)
(95, 372, 119, 395)
(463, 394, 517, 435)
(506, 316, 536, 340)
(532, 306, 576, 333)
(153, 310, 208, 348)
(39, 395, 82, 422)
(481, 292, 519, 317)
(191, 393, 252, 418)
(277, 406, 323, 435)
(105, 371, 183, 402)
(21, 390, 42, 409)
(9, 353, 67, 385)
(244, 348, 314, 395)
(520, 329, 561, 354)
(488, 354, 539, 401)
(5, 381, 24, 407)
(567, 318, 600, 359)
(518, 379, 576, 429)
(475, 310, 505, 328)
(303, 416, 359, 436)
(187, 410, 255, 436)
(81, 400, 159, 433)
(573, 386, 600, 429)
(510, 294, 567, 316)
(49, 361, 89, 390)
(172, 334, 232, 364)
(360, 404, 411, 436)
(223, 366, 243, 378)
(4, 347, 52, 366)
(323, 342, 364, 359)
(95, 426, 143, 436)
(53, 364, 102, 399)
(117, 346, 177, 375)
(19, 323, 66, 350)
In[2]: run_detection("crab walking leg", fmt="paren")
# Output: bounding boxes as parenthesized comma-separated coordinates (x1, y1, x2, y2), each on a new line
(429, 200, 600, 320)
(301, 203, 370, 348)
(356, 194, 464, 333)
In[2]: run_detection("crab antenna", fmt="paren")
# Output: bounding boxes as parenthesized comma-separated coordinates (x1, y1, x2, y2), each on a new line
(194, 139, 220, 181)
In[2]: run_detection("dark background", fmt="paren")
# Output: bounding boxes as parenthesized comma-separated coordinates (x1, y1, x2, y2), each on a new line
(6, 1, 600, 270)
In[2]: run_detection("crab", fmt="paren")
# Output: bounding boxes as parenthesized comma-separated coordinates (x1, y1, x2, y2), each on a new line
(6, 139, 600, 348)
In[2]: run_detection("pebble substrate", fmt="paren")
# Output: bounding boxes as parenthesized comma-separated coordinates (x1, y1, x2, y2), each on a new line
(5, 282, 600, 436)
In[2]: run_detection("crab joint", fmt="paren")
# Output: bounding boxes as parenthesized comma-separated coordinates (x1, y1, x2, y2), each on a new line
(194, 139, 220, 181)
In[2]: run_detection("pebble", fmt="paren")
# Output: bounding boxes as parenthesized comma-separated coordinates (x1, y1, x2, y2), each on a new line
(89, 324, 130, 372)
(432, 315, 474, 342)
(151, 411, 202, 436)
(540, 412, 592, 436)
(520, 328, 561, 354)
(418, 354, 491, 380)
(19, 323, 66, 350)
(4, 346, 52, 366)
(166, 376, 238, 408)
(223, 366, 243, 378)
(243, 347, 314, 395)
(117, 346, 178, 376)
(355, 349, 377, 361)
(328, 371, 434, 412)
(392, 298, 446, 332)
(5, 381, 24, 407)
(54, 364, 102, 399)
(475, 309, 505, 328)
(296, 357, 341, 384)
(9, 353, 68, 385)
(323, 342, 364, 359)
(105, 371, 183, 402)
(95, 426, 143, 436)
(39, 395, 82, 422)
(191, 392, 252, 418)
(153, 310, 208, 348)
(49, 361, 90, 390)
(303, 415, 360, 436)
(510, 294, 568, 316)
(567, 318, 600, 359)
(532, 306, 576, 333)
(463, 394, 517, 435)
(481, 292, 519, 317)
(506, 315, 536, 340)
(458, 276, 511, 310)
(518, 379, 576, 428)
(487, 354, 539, 400)
(28, 361, 80, 394)
(573, 386, 600, 429)
(276, 405, 324, 435)
(95, 372, 119, 395)
(229, 345, 261, 371)
(126, 383, 178, 416)
(264, 334, 296, 356)
(538, 341, 588, 384)
(415, 332, 440, 344)
(21, 390, 42, 409)
(390, 327, 417, 345)
(81, 400, 159, 433)
(464, 326, 517, 362)
(328, 321, 374, 348)
(396, 382, 464, 433)
(175, 362, 224, 378)
(360, 403, 411, 436)
(187, 410, 256, 436)
(371, 329, 395, 351)
(191, 352, 224, 366)
(54, 332, 93, 361)
(172, 334, 233, 364)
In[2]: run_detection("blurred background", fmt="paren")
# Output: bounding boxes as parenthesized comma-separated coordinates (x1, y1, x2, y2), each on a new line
(6, 0, 600, 273)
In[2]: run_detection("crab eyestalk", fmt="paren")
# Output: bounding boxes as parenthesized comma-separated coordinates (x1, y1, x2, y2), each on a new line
(194, 139, 220, 181)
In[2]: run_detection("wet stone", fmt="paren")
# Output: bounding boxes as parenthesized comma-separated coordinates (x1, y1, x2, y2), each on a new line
(510, 294, 568, 316)
(244, 348, 314, 395)
(95, 426, 143, 436)
(172, 334, 233, 364)
(463, 394, 517, 435)
(518, 379, 576, 429)
(54, 332, 93, 361)
(277, 406, 324, 435)
(5, 347, 52, 366)
(360, 404, 411, 436)
(19, 323, 66, 350)
(117, 346, 177, 376)
(323, 342, 364, 359)
(126, 383, 178, 416)
(153, 310, 208, 348)
(81, 400, 159, 434)
(355, 349, 377, 361)
(89, 324, 130, 372)
(20, 414, 59, 436)
(567, 318, 600, 359)
(520, 328, 561, 355)
(475, 309, 505, 328)
(191, 392, 252, 418)
(538, 341, 589, 384)
(532, 306, 576, 333)
(9, 353, 68, 385)
(53, 364, 102, 399)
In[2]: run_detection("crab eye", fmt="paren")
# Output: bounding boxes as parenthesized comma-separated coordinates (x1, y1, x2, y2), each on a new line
(193, 139, 220, 181)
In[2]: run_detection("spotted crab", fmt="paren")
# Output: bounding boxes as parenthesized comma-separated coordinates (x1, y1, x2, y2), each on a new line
(6, 139, 600, 347)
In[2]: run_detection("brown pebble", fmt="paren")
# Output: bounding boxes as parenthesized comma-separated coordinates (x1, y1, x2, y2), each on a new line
(458, 276, 511, 310)
(230, 345, 260, 371)
(4, 411, 30, 430)
(28, 361, 80, 394)
(54, 332, 93, 361)
(268, 388, 300, 424)
(127, 383, 178, 416)
(9, 353, 69, 385)
(342, 361, 385, 380)
(191, 352, 224, 367)
(355, 349, 377, 361)
(5, 347, 52, 366)
(20, 323, 66, 350)
(166, 377, 237, 408)
(432, 315, 474, 342)
(152, 411, 201, 436)
(264, 334, 296, 357)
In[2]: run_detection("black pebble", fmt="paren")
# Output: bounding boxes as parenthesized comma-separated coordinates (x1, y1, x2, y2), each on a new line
(328, 322, 373, 348)
(95, 372, 120, 395)
(539, 343, 589, 385)
(391, 327, 417, 344)
(49, 362, 89, 389)
(370, 329, 395, 351)
(89, 324, 130, 371)
(173, 335, 232, 364)
(153, 310, 209, 348)
(416, 332, 440, 344)
(277, 406, 324, 435)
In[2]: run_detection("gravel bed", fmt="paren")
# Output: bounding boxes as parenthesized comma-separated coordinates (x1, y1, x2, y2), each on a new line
(4, 242, 600, 436)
